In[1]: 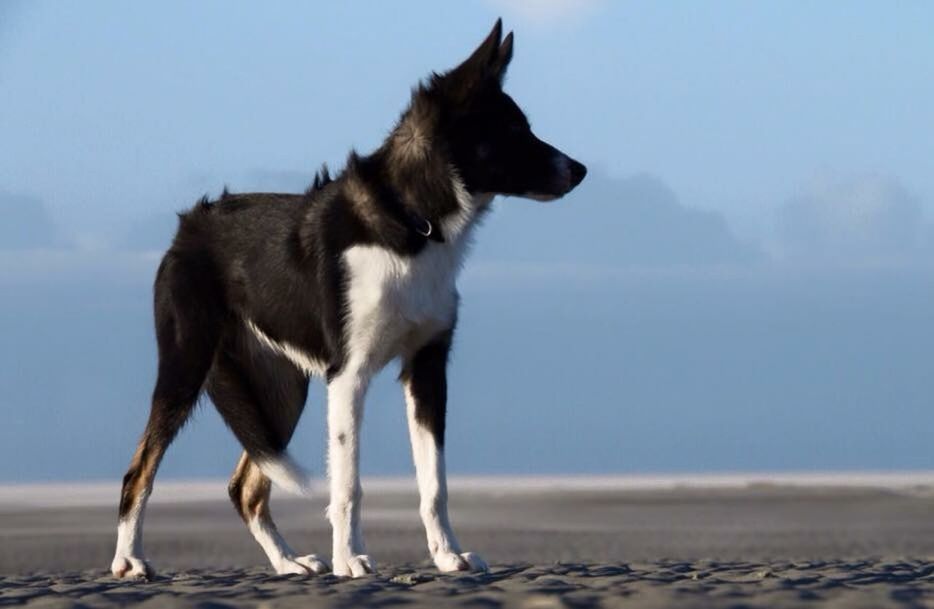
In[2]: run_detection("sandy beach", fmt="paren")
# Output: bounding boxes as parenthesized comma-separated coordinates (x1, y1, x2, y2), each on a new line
(1, 475, 933, 608)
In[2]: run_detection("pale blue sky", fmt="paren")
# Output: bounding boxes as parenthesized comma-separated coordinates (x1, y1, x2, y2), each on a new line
(1, 2, 932, 481)
(3, 1, 934, 243)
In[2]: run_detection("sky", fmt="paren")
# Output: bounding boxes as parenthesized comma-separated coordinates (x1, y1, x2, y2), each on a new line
(1, 1, 932, 482)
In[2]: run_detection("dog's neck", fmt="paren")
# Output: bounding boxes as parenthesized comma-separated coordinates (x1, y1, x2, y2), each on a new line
(343, 136, 491, 247)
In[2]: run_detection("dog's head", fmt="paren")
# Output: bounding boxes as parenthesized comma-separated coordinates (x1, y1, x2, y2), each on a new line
(402, 19, 586, 201)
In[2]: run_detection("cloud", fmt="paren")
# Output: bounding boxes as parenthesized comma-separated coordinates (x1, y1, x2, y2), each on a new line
(0, 249, 159, 284)
(777, 174, 930, 264)
(484, 0, 605, 28)
(478, 172, 761, 268)
(0, 191, 66, 250)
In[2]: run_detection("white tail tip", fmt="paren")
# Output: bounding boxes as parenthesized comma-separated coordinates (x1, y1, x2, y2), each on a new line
(255, 453, 311, 496)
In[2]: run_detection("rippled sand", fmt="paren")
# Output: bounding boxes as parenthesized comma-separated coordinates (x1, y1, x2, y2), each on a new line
(1, 477, 933, 607)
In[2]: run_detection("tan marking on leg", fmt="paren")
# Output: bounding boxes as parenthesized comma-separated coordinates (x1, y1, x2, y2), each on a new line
(229, 452, 275, 521)
(244, 462, 273, 520)
(229, 452, 329, 575)
(119, 433, 164, 518)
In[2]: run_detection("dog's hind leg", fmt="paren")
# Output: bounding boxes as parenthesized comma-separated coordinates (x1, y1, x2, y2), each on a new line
(112, 391, 195, 579)
(228, 453, 330, 575)
(400, 332, 487, 573)
(112, 253, 223, 579)
(211, 329, 329, 575)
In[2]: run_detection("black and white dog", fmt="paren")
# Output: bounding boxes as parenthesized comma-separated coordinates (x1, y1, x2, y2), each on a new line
(111, 19, 586, 579)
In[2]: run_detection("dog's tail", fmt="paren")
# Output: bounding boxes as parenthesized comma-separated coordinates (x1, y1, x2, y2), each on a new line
(208, 328, 314, 497)
(255, 452, 311, 496)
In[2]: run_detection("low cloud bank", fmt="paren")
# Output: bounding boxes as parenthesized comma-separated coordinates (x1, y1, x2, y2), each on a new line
(777, 174, 932, 264)
(0, 192, 67, 250)
(480, 172, 761, 268)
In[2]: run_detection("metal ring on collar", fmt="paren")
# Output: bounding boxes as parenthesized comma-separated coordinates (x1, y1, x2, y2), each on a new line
(416, 218, 433, 237)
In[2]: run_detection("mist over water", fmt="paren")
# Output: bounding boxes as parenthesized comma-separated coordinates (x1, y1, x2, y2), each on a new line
(1, 240, 931, 482)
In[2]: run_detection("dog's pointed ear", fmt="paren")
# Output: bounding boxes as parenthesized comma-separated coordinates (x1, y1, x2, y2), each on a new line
(491, 31, 514, 82)
(440, 19, 505, 100)
(458, 18, 503, 76)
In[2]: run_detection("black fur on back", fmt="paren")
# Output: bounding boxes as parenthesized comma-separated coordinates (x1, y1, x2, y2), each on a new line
(305, 164, 332, 197)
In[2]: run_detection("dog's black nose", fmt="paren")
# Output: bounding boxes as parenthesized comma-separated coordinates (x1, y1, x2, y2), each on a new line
(569, 159, 587, 188)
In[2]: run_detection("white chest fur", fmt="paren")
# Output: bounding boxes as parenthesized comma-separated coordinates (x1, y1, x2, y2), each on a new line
(341, 233, 471, 372)
(244, 188, 489, 379)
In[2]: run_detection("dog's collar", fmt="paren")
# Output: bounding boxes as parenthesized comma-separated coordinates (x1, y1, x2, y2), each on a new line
(377, 178, 446, 244)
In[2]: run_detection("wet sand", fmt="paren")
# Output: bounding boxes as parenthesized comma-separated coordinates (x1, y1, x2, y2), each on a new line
(1, 476, 933, 607)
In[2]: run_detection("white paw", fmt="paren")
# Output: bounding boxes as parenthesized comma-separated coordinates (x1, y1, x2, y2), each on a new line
(111, 555, 154, 580)
(295, 554, 332, 574)
(433, 551, 488, 573)
(274, 554, 331, 576)
(275, 559, 310, 576)
(332, 554, 376, 578)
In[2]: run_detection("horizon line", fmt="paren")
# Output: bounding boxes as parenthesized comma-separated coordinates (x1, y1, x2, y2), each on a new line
(3, 470, 934, 508)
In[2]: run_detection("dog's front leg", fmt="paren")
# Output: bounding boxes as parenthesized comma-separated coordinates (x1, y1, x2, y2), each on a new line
(401, 335, 488, 573)
(326, 368, 375, 577)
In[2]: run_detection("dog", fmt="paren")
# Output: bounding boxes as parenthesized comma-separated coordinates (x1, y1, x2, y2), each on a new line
(111, 19, 586, 579)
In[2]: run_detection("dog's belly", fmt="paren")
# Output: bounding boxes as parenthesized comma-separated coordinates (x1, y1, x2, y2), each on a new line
(342, 243, 461, 371)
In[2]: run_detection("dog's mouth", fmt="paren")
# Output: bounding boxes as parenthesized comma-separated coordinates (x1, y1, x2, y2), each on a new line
(523, 158, 587, 202)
